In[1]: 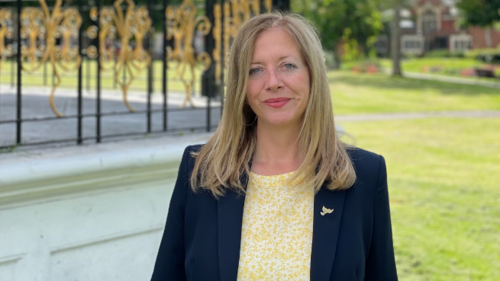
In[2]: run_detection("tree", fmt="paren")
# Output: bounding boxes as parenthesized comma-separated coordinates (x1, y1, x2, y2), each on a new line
(457, 0, 500, 49)
(379, 0, 411, 77)
(391, 0, 402, 76)
(456, 0, 500, 28)
(291, 0, 383, 68)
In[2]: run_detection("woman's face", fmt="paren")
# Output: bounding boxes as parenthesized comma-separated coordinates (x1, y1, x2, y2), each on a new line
(245, 28, 310, 129)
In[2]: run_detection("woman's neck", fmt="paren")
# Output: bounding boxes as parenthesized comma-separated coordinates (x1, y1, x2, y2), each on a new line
(251, 121, 303, 175)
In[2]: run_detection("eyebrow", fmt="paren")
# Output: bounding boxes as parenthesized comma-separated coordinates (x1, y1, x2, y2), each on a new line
(250, 56, 295, 65)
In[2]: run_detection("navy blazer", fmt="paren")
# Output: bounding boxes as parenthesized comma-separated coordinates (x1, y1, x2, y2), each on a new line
(151, 145, 398, 281)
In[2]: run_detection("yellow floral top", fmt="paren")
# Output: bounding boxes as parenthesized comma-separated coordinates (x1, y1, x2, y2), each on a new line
(237, 171, 315, 281)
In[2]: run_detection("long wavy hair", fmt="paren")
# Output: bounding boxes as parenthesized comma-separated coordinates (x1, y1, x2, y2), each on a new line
(190, 12, 356, 197)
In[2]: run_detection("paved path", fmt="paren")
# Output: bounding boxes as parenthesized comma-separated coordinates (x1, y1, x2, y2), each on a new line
(383, 69, 500, 88)
(405, 72, 500, 88)
(0, 85, 221, 148)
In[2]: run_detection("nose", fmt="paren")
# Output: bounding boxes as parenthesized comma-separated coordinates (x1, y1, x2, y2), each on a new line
(266, 70, 283, 92)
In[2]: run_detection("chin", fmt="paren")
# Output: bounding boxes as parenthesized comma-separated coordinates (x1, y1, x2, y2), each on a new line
(261, 115, 301, 127)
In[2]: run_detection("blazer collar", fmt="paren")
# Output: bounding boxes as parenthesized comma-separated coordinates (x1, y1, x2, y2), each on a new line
(217, 174, 347, 281)
(310, 186, 347, 281)
(217, 171, 248, 281)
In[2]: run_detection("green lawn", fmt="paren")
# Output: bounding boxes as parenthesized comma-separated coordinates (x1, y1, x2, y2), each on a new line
(378, 57, 500, 79)
(343, 57, 500, 78)
(379, 57, 486, 74)
(341, 118, 500, 280)
(333, 72, 500, 280)
(328, 71, 500, 114)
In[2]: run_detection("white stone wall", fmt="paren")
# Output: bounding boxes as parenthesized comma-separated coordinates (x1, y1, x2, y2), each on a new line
(0, 134, 210, 281)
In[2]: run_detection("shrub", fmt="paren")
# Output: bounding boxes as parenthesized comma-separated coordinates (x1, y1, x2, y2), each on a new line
(465, 48, 500, 64)
(425, 49, 465, 58)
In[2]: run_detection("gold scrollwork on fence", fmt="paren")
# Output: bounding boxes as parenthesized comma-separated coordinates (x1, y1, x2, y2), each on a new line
(19, 0, 82, 117)
(166, 0, 211, 108)
(222, 0, 271, 61)
(167, 0, 271, 105)
(211, 0, 271, 87)
(87, 0, 151, 112)
(0, 9, 14, 73)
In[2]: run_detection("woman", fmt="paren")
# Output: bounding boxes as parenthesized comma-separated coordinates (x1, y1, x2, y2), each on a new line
(151, 12, 398, 281)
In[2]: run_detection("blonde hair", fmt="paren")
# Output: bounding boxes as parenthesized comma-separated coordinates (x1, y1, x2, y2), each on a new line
(190, 12, 356, 197)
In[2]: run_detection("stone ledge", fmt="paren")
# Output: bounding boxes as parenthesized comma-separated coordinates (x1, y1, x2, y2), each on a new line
(0, 133, 212, 208)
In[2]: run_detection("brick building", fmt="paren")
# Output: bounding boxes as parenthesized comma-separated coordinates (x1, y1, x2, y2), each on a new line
(376, 0, 500, 56)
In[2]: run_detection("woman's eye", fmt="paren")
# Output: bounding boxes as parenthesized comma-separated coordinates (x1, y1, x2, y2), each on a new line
(284, 63, 296, 70)
(249, 68, 261, 75)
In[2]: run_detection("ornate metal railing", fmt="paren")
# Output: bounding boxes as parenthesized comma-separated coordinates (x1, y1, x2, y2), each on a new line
(0, 0, 278, 150)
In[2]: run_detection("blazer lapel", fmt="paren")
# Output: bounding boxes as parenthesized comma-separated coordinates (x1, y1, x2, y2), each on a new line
(310, 186, 347, 281)
(217, 172, 248, 281)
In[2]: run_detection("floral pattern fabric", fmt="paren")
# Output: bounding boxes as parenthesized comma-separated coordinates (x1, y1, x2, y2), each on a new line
(237, 171, 314, 281)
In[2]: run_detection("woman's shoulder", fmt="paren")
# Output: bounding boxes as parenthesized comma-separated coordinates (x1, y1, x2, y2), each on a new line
(180, 144, 205, 168)
(184, 144, 205, 154)
(345, 146, 386, 184)
(346, 146, 383, 165)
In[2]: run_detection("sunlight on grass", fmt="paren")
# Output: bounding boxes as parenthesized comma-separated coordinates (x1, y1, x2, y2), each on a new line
(341, 117, 500, 280)
(379, 57, 484, 74)
(328, 71, 500, 114)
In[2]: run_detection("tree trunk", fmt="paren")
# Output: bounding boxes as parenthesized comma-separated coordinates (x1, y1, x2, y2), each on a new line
(391, 0, 402, 76)
(334, 43, 342, 70)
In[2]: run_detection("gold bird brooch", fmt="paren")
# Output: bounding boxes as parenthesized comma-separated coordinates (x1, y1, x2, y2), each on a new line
(320, 206, 334, 216)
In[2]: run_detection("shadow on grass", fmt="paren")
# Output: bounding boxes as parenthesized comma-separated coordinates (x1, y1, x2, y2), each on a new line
(328, 72, 500, 96)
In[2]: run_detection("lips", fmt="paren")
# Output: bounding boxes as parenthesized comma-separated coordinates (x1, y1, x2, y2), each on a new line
(264, 98, 291, 108)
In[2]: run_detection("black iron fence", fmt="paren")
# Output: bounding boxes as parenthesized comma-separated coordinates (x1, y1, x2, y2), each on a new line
(0, 0, 281, 149)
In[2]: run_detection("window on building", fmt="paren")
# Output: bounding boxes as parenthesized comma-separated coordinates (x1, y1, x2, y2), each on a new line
(455, 41, 465, 50)
(402, 38, 423, 53)
(453, 39, 471, 51)
(422, 10, 437, 35)
(449, 35, 472, 52)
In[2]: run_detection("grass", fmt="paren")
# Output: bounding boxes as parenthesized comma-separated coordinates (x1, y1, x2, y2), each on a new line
(379, 57, 500, 77)
(328, 71, 500, 114)
(379, 57, 484, 72)
(340, 118, 500, 280)
(333, 72, 500, 280)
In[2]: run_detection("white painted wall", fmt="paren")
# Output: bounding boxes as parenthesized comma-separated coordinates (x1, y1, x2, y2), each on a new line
(0, 134, 210, 281)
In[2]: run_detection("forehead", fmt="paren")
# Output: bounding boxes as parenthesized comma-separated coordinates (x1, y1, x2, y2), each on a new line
(251, 28, 302, 60)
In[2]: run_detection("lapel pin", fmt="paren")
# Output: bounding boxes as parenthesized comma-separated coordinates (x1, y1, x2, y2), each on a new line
(320, 206, 334, 216)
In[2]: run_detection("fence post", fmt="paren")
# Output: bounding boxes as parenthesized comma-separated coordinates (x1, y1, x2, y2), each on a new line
(16, 0, 22, 145)
(86, 53, 90, 91)
(43, 61, 47, 86)
(162, 0, 168, 132)
(272, 0, 289, 11)
(96, 0, 101, 143)
(203, 0, 217, 132)
(11, 54, 14, 87)
(146, 0, 153, 133)
(77, 0, 83, 144)
(219, 0, 225, 116)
